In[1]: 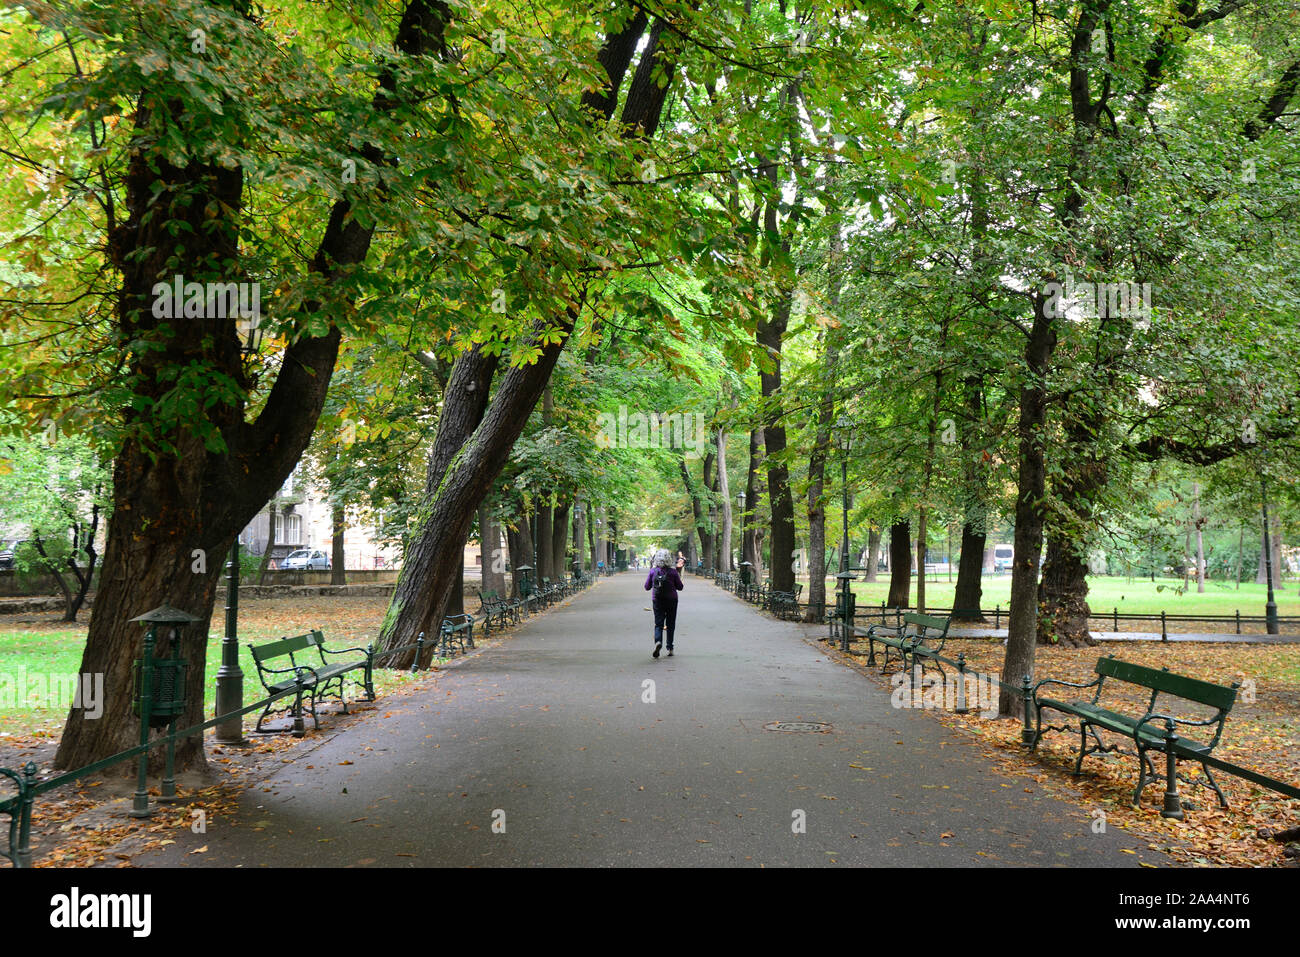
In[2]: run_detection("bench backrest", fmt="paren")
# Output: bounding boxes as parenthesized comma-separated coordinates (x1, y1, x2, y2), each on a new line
(251, 630, 324, 664)
(1096, 657, 1238, 711)
(902, 612, 949, 637)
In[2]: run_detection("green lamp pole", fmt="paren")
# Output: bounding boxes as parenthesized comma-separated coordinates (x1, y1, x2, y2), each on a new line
(215, 537, 247, 742)
(1260, 476, 1280, 635)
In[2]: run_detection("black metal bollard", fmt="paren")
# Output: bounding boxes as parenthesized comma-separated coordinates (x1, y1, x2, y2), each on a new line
(411, 632, 425, 673)
(1161, 718, 1185, 820)
(1021, 674, 1035, 747)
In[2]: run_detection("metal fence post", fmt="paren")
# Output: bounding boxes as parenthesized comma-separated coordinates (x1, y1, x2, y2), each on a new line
(840, 590, 855, 654)
(15, 762, 36, 867)
(160, 718, 179, 803)
(1021, 674, 1035, 747)
(130, 629, 155, 819)
(1161, 719, 1185, 820)
(411, 632, 425, 673)
(1161, 610, 1167, 642)
(955, 653, 969, 714)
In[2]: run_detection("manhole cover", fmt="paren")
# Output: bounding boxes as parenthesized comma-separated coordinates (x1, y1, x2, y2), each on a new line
(763, 720, 831, 733)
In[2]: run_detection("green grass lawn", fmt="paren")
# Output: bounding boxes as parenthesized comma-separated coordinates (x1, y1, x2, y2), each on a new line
(0, 594, 429, 738)
(811, 573, 1300, 618)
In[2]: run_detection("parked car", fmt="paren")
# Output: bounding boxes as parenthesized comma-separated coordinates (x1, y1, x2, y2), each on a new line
(281, 548, 330, 570)
(0, 548, 13, 571)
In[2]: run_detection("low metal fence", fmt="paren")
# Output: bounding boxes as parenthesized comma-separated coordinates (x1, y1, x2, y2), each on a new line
(0, 572, 597, 867)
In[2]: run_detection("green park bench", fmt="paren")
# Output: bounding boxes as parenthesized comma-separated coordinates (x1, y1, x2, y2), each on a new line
(439, 613, 475, 656)
(864, 612, 951, 674)
(477, 589, 520, 632)
(768, 583, 803, 620)
(249, 630, 374, 734)
(1032, 656, 1239, 808)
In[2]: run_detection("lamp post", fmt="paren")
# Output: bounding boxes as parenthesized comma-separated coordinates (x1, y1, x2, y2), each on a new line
(1261, 474, 1280, 635)
(214, 317, 263, 743)
(835, 417, 852, 574)
(214, 537, 247, 744)
(737, 490, 746, 571)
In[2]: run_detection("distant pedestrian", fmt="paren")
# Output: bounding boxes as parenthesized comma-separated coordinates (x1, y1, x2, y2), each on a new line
(644, 548, 685, 658)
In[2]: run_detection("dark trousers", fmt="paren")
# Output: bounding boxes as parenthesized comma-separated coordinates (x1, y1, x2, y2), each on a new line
(653, 600, 678, 648)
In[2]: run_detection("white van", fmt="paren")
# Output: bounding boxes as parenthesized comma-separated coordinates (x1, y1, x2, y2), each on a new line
(993, 544, 1014, 572)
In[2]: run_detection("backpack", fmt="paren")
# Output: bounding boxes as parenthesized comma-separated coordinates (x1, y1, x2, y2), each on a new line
(652, 567, 668, 597)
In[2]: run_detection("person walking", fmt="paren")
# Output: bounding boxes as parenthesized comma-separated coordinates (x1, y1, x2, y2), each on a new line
(644, 548, 685, 658)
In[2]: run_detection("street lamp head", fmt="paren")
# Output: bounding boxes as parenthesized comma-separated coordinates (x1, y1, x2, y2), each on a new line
(737, 491, 746, 509)
(834, 415, 853, 453)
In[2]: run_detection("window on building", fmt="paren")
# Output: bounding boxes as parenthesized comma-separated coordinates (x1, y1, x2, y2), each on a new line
(275, 512, 303, 545)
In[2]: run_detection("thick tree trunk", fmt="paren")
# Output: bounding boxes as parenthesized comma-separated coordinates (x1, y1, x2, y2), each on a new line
(373, 5, 673, 663)
(537, 502, 554, 583)
(887, 521, 911, 608)
(758, 292, 797, 593)
(446, 558, 464, 617)
(1193, 482, 1205, 593)
(680, 458, 707, 570)
(331, 505, 347, 585)
(552, 501, 570, 580)
(480, 504, 507, 595)
(1037, 533, 1095, 647)
(864, 527, 880, 582)
(257, 502, 278, 585)
(716, 430, 732, 571)
(743, 427, 764, 580)
(701, 451, 717, 570)
(952, 519, 987, 622)
(999, 298, 1057, 715)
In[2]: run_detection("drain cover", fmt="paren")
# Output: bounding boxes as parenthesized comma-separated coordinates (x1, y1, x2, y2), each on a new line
(763, 720, 831, 733)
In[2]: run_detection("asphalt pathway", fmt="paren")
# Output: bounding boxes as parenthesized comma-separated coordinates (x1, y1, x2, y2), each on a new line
(134, 573, 1171, 867)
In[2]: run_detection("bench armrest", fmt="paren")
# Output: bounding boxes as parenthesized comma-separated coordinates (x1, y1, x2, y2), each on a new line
(320, 645, 371, 658)
(1031, 675, 1101, 705)
(255, 662, 307, 677)
(1133, 711, 1221, 741)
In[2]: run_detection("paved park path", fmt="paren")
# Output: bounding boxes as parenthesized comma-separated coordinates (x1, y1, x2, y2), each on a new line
(134, 574, 1172, 867)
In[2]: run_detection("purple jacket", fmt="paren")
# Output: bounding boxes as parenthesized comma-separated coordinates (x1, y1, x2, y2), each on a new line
(644, 566, 684, 604)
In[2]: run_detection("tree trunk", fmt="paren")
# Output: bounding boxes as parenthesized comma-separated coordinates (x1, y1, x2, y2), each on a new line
(537, 502, 554, 583)
(887, 521, 911, 608)
(1037, 532, 1095, 647)
(331, 504, 347, 585)
(681, 457, 707, 570)
(952, 519, 987, 622)
(552, 501, 570, 580)
(743, 427, 765, 580)
(587, 501, 597, 573)
(759, 291, 797, 593)
(716, 430, 732, 571)
(257, 502, 278, 585)
(1193, 482, 1205, 593)
(999, 297, 1057, 715)
(480, 504, 507, 595)
(373, 7, 673, 664)
(864, 527, 880, 582)
(446, 558, 464, 616)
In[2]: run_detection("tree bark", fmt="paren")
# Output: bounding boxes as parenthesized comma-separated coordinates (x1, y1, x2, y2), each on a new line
(952, 520, 987, 622)
(887, 521, 911, 608)
(1037, 532, 1095, 647)
(998, 296, 1058, 715)
(331, 504, 347, 585)
(864, 527, 880, 582)
(257, 501, 277, 585)
(759, 290, 797, 593)
(552, 501, 570, 580)
(480, 503, 507, 595)
(716, 430, 732, 571)
(537, 502, 554, 583)
(743, 427, 764, 580)
(374, 4, 674, 664)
